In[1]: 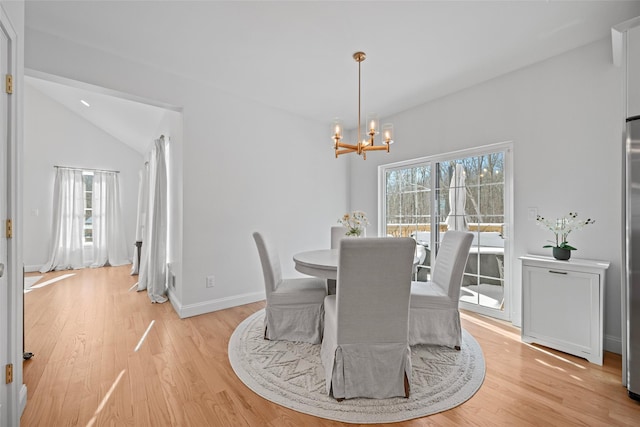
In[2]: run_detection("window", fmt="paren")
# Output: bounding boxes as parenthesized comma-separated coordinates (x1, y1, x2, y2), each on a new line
(385, 165, 432, 239)
(83, 171, 93, 244)
(380, 143, 512, 319)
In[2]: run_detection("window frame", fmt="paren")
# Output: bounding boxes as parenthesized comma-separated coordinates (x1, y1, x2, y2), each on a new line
(378, 141, 513, 321)
(82, 170, 94, 245)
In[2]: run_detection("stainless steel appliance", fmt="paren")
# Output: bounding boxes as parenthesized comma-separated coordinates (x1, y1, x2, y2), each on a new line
(625, 116, 640, 401)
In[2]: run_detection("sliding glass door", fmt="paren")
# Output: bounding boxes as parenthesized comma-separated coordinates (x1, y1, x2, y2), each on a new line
(380, 143, 512, 320)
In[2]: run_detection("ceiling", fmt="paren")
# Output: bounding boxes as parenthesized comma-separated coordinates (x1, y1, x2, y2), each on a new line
(24, 1, 640, 150)
(26, 75, 173, 154)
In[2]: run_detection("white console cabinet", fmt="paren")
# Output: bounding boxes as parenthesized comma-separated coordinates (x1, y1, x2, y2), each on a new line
(520, 255, 610, 365)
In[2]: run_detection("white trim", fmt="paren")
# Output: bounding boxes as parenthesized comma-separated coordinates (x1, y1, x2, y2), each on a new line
(167, 288, 266, 319)
(612, 16, 640, 67)
(605, 333, 623, 355)
(23, 264, 42, 274)
(377, 140, 513, 172)
(0, 4, 21, 426)
(19, 385, 26, 416)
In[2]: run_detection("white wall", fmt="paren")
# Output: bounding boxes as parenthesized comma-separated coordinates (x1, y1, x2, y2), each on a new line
(23, 82, 143, 270)
(349, 38, 625, 353)
(24, 29, 349, 316)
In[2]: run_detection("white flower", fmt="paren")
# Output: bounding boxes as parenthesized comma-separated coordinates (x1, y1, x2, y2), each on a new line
(338, 211, 370, 236)
(536, 212, 594, 250)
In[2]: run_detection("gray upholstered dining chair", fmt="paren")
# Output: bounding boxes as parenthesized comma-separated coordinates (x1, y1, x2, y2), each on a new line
(253, 232, 327, 344)
(408, 230, 473, 349)
(321, 237, 416, 400)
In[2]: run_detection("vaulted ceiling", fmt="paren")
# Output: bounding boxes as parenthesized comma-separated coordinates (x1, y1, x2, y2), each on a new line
(24, 1, 640, 150)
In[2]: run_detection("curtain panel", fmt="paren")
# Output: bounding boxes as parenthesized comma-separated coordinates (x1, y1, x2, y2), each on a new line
(137, 137, 169, 303)
(40, 168, 85, 272)
(91, 171, 129, 268)
(41, 167, 130, 272)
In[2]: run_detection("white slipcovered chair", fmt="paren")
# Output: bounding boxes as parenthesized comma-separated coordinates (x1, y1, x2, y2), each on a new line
(330, 226, 348, 249)
(253, 232, 327, 344)
(408, 230, 473, 348)
(321, 237, 416, 400)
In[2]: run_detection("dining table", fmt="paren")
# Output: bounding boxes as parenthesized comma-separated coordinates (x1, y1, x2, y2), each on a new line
(293, 247, 420, 295)
(293, 249, 339, 294)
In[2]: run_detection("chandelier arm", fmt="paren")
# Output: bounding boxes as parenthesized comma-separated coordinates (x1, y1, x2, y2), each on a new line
(337, 142, 359, 151)
(362, 145, 390, 152)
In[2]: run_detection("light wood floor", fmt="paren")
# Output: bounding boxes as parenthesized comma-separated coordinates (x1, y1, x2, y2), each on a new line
(21, 265, 640, 426)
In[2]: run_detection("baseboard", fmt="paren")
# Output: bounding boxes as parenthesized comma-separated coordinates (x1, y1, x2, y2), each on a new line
(604, 333, 622, 355)
(19, 384, 27, 416)
(23, 265, 42, 273)
(167, 289, 265, 319)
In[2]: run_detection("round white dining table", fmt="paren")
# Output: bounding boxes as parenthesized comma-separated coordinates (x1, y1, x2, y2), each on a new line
(293, 248, 420, 282)
(293, 249, 338, 280)
(293, 249, 339, 294)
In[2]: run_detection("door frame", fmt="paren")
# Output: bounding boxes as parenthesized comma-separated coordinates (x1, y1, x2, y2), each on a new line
(378, 141, 513, 322)
(0, 4, 21, 426)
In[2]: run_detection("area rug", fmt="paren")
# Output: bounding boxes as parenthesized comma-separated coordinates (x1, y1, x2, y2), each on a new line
(228, 309, 485, 424)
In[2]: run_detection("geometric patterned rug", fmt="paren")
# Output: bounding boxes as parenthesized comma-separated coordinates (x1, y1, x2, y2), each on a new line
(228, 309, 485, 424)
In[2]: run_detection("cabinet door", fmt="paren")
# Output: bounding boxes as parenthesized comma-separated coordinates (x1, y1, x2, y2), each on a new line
(523, 266, 599, 356)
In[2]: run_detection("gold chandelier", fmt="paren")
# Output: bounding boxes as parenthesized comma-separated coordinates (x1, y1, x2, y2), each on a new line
(332, 51, 394, 160)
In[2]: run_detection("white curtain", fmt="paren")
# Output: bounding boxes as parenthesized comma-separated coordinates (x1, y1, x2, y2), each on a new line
(130, 166, 148, 275)
(91, 171, 130, 268)
(40, 168, 85, 272)
(138, 137, 168, 303)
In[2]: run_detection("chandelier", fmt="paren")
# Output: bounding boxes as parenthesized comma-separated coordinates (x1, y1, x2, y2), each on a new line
(332, 51, 394, 160)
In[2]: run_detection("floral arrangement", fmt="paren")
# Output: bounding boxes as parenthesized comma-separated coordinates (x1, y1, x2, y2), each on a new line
(535, 212, 595, 251)
(338, 210, 369, 237)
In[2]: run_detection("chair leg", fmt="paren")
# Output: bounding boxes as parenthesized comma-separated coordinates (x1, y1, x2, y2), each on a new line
(404, 372, 410, 398)
(264, 326, 269, 340)
(455, 345, 461, 351)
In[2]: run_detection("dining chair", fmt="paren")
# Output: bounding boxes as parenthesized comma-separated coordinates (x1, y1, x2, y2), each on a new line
(330, 226, 348, 249)
(253, 232, 327, 344)
(320, 237, 416, 400)
(408, 230, 473, 349)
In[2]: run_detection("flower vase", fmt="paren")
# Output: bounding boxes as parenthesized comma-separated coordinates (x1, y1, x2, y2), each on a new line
(345, 228, 366, 238)
(552, 247, 571, 261)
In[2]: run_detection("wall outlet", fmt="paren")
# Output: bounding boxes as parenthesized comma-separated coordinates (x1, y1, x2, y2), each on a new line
(527, 207, 538, 221)
(168, 272, 175, 289)
(206, 275, 215, 288)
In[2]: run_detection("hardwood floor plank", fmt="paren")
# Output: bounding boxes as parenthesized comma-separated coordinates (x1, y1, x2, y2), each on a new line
(21, 265, 640, 426)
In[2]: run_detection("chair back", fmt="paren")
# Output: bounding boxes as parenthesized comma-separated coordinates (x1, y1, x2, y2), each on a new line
(431, 231, 473, 301)
(331, 226, 347, 249)
(253, 232, 283, 297)
(336, 237, 415, 344)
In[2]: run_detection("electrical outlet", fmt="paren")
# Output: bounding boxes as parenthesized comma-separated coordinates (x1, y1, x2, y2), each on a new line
(168, 272, 175, 289)
(527, 207, 537, 221)
(206, 275, 215, 288)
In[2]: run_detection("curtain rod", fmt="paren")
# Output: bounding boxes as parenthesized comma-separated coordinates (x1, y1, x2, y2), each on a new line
(54, 165, 120, 174)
